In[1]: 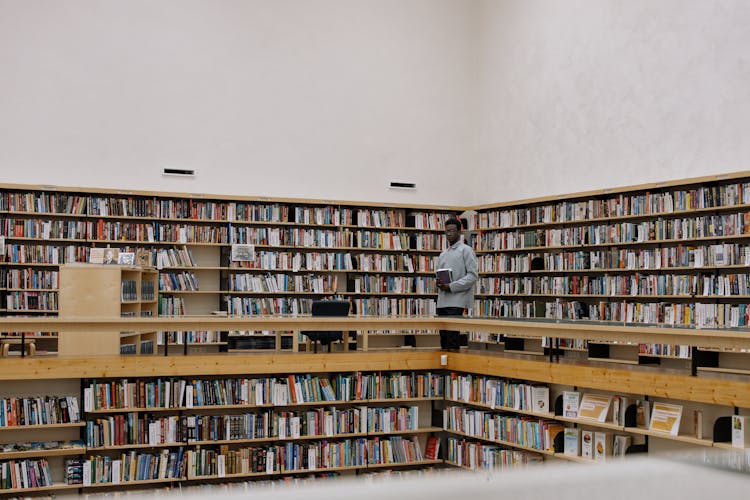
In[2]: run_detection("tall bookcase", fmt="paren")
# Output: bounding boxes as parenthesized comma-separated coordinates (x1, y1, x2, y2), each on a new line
(0, 184, 459, 353)
(469, 172, 750, 373)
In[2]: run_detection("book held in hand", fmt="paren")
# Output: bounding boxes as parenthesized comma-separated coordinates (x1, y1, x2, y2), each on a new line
(436, 268, 453, 285)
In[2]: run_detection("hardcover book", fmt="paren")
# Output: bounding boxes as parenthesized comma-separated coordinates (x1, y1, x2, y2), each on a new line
(436, 268, 453, 285)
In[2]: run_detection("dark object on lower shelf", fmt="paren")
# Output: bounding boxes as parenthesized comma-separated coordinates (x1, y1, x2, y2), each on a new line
(303, 300, 351, 353)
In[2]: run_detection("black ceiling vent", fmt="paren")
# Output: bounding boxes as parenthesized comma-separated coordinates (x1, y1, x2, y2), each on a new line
(163, 168, 195, 177)
(389, 181, 416, 190)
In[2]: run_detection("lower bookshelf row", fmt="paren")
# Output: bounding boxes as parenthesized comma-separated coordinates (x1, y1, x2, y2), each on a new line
(2, 355, 750, 493)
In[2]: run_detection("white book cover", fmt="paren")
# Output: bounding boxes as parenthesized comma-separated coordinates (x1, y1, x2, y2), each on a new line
(290, 416, 301, 438)
(112, 459, 121, 484)
(67, 396, 80, 422)
(612, 396, 621, 425)
(308, 448, 317, 470)
(359, 406, 369, 434)
(217, 455, 226, 478)
(732, 415, 750, 448)
(278, 417, 287, 439)
(185, 386, 194, 408)
(563, 427, 581, 457)
(563, 391, 580, 418)
(531, 386, 549, 413)
(82, 460, 92, 486)
(324, 415, 334, 437)
(581, 430, 594, 459)
(266, 450, 275, 474)
(83, 387, 93, 412)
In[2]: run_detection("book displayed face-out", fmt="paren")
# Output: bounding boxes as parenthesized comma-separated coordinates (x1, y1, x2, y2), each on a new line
(649, 402, 683, 436)
(577, 394, 612, 423)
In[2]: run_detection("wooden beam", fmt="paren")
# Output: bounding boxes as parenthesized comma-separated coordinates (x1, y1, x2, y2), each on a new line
(0, 352, 442, 380)
(446, 353, 750, 409)
(3, 316, 749, 349)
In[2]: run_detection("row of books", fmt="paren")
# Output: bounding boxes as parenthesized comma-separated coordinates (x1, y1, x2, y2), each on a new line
(158, 331, 221, 345)
(120, 280, 138, 301)
(66, 448, 186, 484)
(349, 297, 437, 316)
(88, 197, 290, 221)
(159, 297, 186, 315)
(0, 458, 52, 490)
(350, 276, 436, 294)
(0, 192, 452, 231)
(563, 429, 631, 460)
(0, 395, 80, 427)
(82, 372, 444, 411)
(1, 192, 87, 214)
(220, 296, 437, 316)
(443, 406, 562, 452)
(227, 252, 434, 273)
(2, 268, 58, 289)
(444, 373, 549, 413)
(141, 280, 155, 301)
(476, 214, 750, 251)
(477, 273, 750, 297)
(226, 273, 338, 294)
(159, 272, 199, 291)
(3, 244, 88, 264)
(446, 437, 543, 469)
(85, 405, 420, 448)
(472, 298, 750, 328)
(478, 243, 750, 273)
(119, 340, 154, 355)
(224, 297, 313, 315)
(470, 182, 750, 229)
(4, 291, 58, 311)
(1, 219, 88, 239)
(153, 247, 197, 267)
(354, 210, 406, 228)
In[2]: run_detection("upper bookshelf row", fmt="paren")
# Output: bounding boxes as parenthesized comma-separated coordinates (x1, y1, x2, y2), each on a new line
(0, 192, 454, 230)
(470, 177, 750, 229)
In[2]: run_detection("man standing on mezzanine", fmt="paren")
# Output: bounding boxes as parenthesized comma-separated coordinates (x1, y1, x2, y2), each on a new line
(434, 216, 478, 351)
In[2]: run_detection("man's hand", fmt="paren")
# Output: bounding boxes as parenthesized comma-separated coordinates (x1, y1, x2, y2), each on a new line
(437, 282, 451, 292)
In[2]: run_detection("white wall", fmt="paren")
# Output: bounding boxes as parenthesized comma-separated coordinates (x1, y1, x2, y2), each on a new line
(0, 0, 478, 206)
(474, 0, 750, 205)
(2, 1, 749, 207)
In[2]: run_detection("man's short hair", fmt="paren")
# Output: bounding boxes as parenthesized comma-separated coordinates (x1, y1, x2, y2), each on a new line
(445, 217, 462, 230)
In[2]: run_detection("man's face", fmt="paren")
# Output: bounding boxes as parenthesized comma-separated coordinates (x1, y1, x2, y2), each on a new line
(445, 223, 460, 245)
